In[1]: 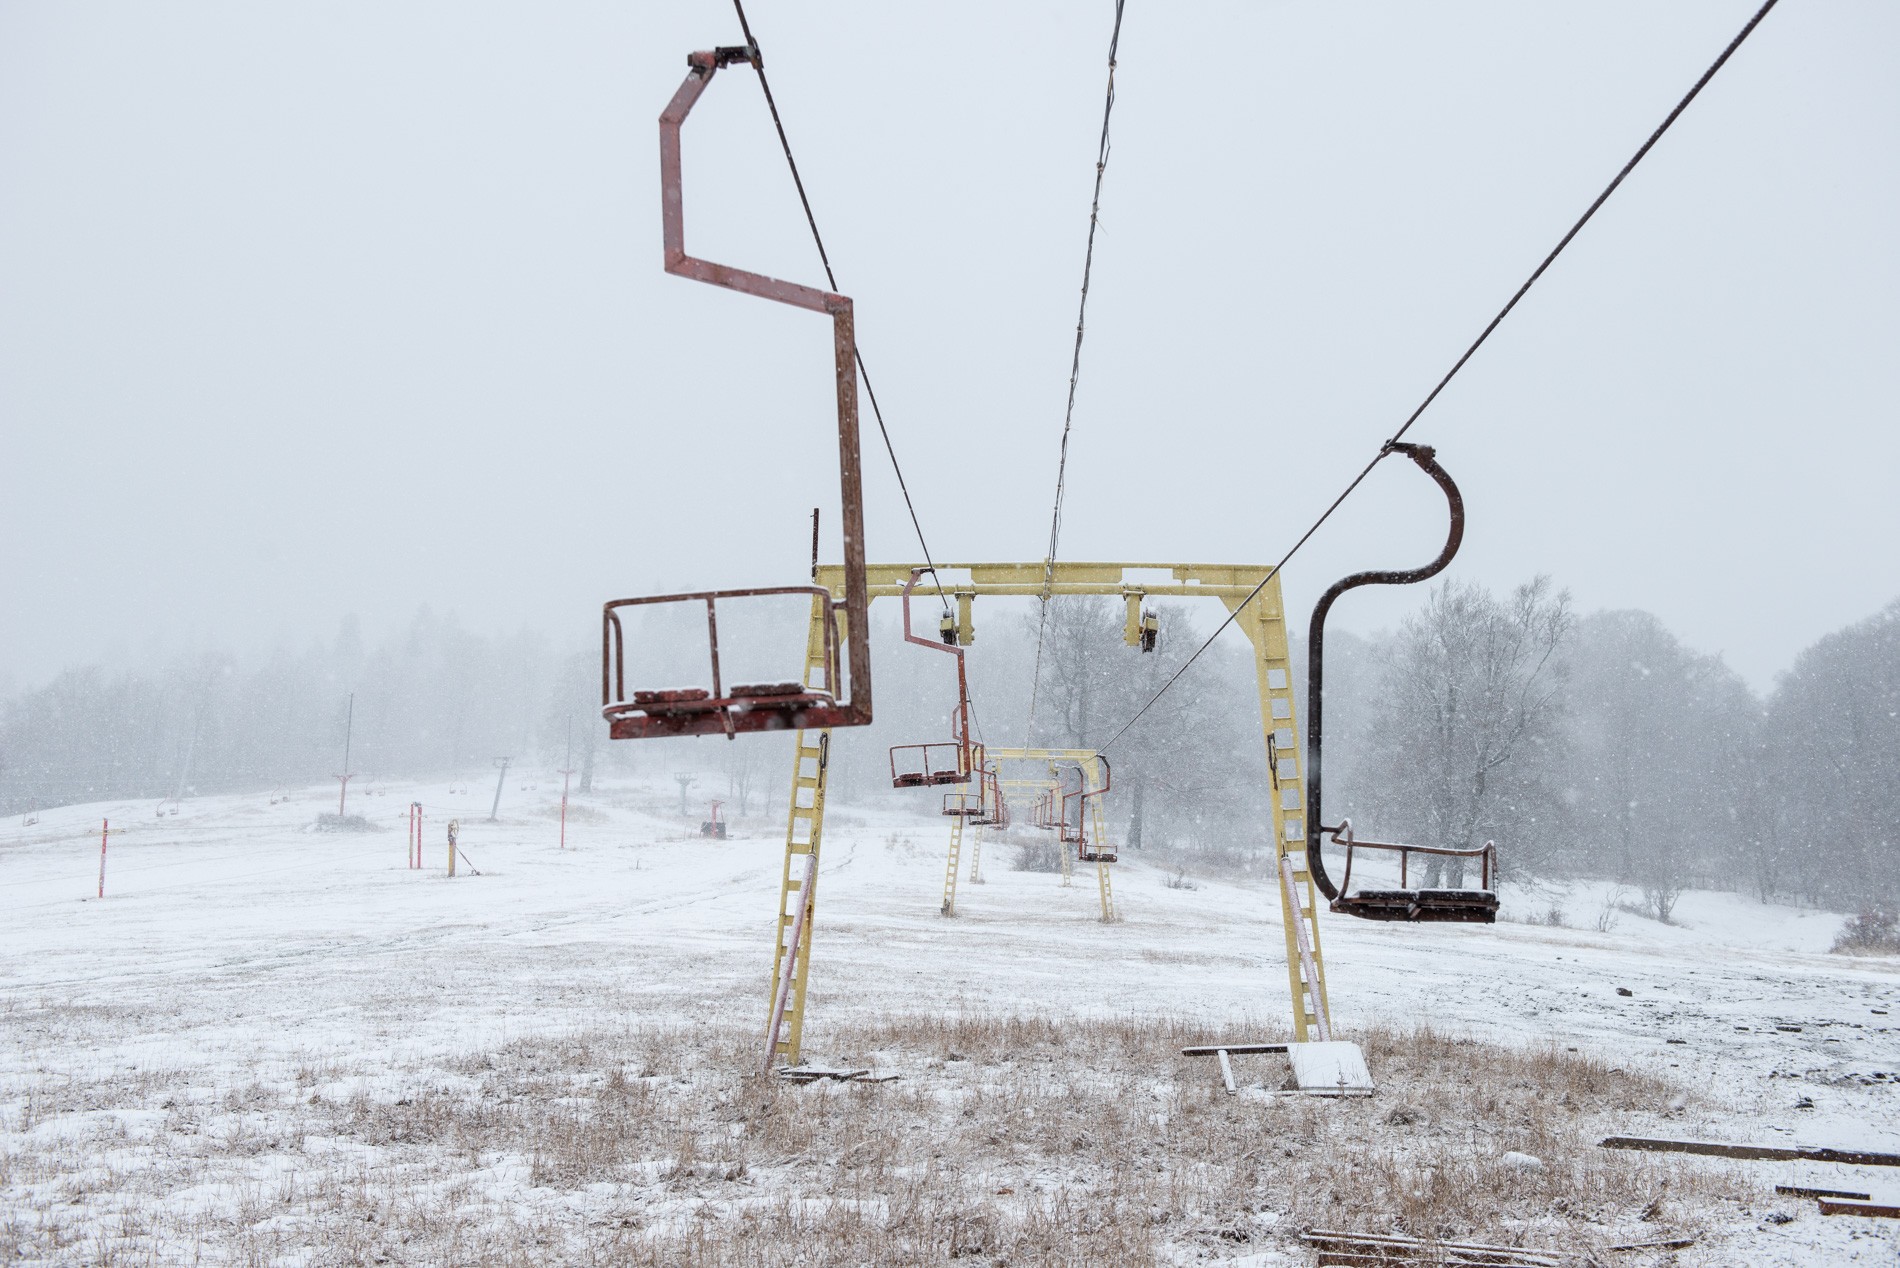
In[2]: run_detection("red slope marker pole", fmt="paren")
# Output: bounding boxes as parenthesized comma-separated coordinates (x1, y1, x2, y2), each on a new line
(558, 767, 575, 849)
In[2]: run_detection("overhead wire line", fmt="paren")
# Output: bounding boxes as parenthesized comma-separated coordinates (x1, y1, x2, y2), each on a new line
(1025, 0, 1128, 745)
(728, 2, 990, 752)
(729, 0, 952, 618)
(1096, 0, 1782, 755)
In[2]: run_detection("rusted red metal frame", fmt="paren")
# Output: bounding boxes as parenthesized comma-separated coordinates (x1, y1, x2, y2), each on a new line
(1057, 756, 1112, 850)
(601, 46, 872, 742)
(888, 568, 974, 786)
(1328, 818, 1495, 895)
(602, 587, 842, 738)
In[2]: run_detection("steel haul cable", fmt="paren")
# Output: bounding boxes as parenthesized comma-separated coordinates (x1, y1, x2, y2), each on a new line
(1096, 0, 1782, 755)
(728, 0, 952, 619)
(728, 1, 991, 749)
(1025, 0, 1128, 746)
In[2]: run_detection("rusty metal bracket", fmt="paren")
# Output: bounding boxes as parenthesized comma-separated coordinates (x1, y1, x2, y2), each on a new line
(602, 48, 873, 740)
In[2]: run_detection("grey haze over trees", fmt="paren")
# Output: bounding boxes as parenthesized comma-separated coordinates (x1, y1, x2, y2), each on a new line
(1348, 577, 1572, 887)
(2, 588, 1894, 917)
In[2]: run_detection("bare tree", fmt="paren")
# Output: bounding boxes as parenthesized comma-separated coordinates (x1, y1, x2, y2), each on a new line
(722, 738, 773, 816)
(1769, 598, 1900, 908)
(1565, 609, 1763, 919)
(1362, 577, 1573, 882)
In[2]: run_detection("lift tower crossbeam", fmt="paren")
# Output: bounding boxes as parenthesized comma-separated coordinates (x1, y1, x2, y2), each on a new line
(768, 561, 1325, 1070)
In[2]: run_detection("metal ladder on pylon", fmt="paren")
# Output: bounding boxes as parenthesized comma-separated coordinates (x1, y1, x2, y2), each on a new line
(967, 824, 983, 883)
(1209, 580, 1330, 1042)
(940, 814, 964, 915)
(764, 600, 837, 1072)
(1089, 792, 1116, 922)
(1268, 729, 1328, 1040)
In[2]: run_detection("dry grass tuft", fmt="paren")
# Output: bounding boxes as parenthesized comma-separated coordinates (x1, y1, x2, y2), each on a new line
(0, 1014, 1755, 1265)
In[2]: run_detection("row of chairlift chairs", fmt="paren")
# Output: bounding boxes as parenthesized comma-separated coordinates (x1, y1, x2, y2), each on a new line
(885, 568, 1114, 861)
(599, 41, 1492, 928)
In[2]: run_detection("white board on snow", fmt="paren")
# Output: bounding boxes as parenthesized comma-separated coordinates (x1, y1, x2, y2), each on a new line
(1287, 1041, 1375, 1096)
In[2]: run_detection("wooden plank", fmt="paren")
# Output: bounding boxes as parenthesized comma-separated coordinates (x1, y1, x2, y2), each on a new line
(1317, 1255, 1554, 1267)
(1306, 1228, 1692, 1261)
(1776, 1184, 1872, 1201)
(1181, 1043, 1289, 1056)
(1303, 1230, 1570, 1264)
(1818, 1200, 1900, 1219)
(1216, 1049, 1236, 1094)
(775, 1066, 886, 1083)
(1600, 1136, 1900, 1167)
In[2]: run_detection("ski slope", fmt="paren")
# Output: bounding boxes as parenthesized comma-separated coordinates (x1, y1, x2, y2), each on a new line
(2, 777, 1895, 1264)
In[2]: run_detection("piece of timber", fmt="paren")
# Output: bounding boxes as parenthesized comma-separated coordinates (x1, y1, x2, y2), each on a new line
(1817, 1200, 1900, 1219)
(1600, 1136, 1900, 1167)
(1775, 1184, 1872, 1201)
(1302, 1229, 1697, 1263)
(1181, 1043, 1290, 1056)
(774, 1066, 898, 1084)
(1300, 1230, 1570, 1267)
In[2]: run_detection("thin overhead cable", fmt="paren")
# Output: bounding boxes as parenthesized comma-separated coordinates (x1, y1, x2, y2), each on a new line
(729, 0, 951, 614)
(1025, 0, 1128, 743)
(729, 2, 990, 749)
(1097, 0, 1781, 755)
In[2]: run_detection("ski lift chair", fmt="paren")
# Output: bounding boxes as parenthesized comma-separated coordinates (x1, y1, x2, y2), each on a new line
(942, 790, 984, 818)
(602, 45, 875, 743)
(889, 569, 976, 787)
(700, 800, 727, 839)
(1059, 757, 1116, 863)
(971, 764, 1006, 826)
(602, 587, 857, 740)
(1303, 443, 1499, 924)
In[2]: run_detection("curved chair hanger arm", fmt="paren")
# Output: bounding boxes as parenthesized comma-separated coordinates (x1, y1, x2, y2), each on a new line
(1304, 443, 1465, 900)
(656, 45, 871, 727)
(901, 567, 973, 770)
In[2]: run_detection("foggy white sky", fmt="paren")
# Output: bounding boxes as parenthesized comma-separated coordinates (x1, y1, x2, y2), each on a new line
(2, 1, 1895, 696)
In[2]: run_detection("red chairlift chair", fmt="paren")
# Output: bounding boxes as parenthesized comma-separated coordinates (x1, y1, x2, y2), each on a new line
(600, 46, 873, 742)
(971, 764, 1006, 827)
(1059, 757, 1117, 863)
(889, 568, 976, 788)
(700, 800, 727, 839)
(1303, 443, 1499, 924)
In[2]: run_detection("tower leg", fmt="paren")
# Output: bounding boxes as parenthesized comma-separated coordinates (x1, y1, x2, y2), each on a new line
(764, 599, 839, 1070)
(941, 814, 964, 916)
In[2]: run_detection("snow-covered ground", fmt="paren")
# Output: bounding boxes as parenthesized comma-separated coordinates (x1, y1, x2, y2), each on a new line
(2, 776, 1896, 1264)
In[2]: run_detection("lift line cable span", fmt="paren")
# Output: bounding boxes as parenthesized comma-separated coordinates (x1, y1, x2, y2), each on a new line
(729, 0, 950, 619)
(1025, 0, 1128, 746)
(1096, 0, 1781, 756)
(730, 1, 991, 752)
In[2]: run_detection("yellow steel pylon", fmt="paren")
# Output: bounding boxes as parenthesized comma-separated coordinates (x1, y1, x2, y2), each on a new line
(986, 748, 1115, 921)
(767, 562, 1328, 1065)
(940, 813, 965, 916)
(763, 596, 839, 1071)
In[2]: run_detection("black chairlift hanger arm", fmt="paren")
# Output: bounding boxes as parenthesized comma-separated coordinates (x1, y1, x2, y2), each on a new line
(1303, 442, 1464, 901)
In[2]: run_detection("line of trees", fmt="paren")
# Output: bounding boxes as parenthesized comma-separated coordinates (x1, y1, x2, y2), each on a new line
(2, 588, 1893, 911)
(0, 609, 612, 815)
(1328, 583, 1898, 913)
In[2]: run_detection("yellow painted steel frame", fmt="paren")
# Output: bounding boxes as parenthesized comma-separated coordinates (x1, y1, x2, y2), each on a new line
(986, 748, 1114, 921)
(771, 562, 1327, 1067)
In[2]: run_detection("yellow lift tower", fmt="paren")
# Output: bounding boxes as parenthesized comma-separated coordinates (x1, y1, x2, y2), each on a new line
(764, 561, 1329, 1070)
(973, 748, 1114, 921)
